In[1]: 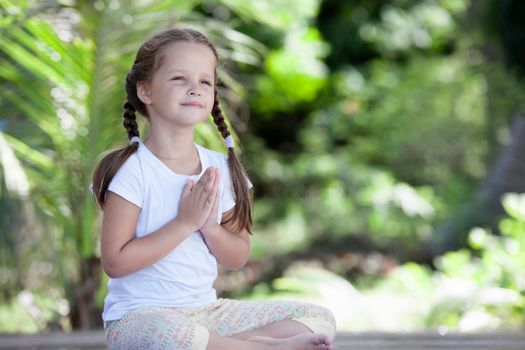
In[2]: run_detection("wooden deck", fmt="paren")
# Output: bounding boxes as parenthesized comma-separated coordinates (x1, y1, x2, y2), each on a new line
(1, 330, 525, 349)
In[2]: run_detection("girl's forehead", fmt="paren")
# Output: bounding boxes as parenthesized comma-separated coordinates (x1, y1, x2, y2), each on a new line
(158, 42, 216, 72)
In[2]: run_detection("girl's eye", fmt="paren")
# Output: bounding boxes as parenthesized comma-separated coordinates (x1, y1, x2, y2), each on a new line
(172, 76, 184, 81)
(201, 80, 212, 86)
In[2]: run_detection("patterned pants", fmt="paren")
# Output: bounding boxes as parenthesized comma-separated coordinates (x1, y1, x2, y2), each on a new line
(105, 298, 336, 350)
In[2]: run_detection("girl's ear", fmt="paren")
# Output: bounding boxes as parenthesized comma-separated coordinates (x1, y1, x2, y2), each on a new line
(137, 81, 152, 104)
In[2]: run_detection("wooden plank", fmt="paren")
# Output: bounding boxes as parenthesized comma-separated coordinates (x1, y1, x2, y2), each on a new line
(1, 331, 525, 349)
(0, 330, 105, 349)
(334, 332, 525, 350)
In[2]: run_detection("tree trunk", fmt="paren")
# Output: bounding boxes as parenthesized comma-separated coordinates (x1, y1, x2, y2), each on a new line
(432, 115, 525, 252)
(69, 256, 103, 330)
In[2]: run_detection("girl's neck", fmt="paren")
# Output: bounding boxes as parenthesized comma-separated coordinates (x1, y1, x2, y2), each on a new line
(144, 125, 196, 160)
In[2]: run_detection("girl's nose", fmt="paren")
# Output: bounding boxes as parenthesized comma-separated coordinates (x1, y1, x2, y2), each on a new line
(187, 85, 201, 96)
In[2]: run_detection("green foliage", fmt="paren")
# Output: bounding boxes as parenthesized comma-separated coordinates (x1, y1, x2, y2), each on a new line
(377, 192, 525, 330)
(253, 27, 329, 114)
(245, 263, 373, 331)
(313, 55, 489, 208)
(249, 193, 525, 331)
(250, 147, 442, 258)
(247, 0, 524, 261)
(359, 0, 468, 55)
(0, 290, 69, 332)
(219, 0, 321, 29)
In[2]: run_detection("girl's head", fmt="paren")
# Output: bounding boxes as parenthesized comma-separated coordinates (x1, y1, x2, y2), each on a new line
(135, 41, 216, 128)
(93, 28, 253, 234)
(126, 29, 218, 125)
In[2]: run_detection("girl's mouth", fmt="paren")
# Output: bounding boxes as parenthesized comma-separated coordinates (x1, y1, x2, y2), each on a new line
(181, 102, 204, 108)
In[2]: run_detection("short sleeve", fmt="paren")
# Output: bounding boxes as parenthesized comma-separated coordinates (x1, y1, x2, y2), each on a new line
(107, 154, 144, 208)
(221, 155, 253, 213)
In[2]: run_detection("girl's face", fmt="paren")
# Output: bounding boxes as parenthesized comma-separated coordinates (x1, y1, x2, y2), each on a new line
(138, 42, 216, 128)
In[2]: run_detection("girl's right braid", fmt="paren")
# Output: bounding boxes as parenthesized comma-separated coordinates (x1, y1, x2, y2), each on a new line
(123, 101, 140, 140)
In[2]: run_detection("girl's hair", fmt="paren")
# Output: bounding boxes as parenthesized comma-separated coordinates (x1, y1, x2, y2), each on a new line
(92, 28, 253, 234)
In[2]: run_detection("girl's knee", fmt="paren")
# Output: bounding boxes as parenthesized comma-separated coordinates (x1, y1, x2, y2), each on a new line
(293, 316, 336, 340)
(192, 323, 210, 350)
(105, 308, 207, 350)
(294, 302, 336, 323)
(290, 303, 337, 339)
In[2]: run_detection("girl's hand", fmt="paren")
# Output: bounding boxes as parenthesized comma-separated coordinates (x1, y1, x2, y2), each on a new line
(200, 168, 220, 236)
(177, 167, 218, 232)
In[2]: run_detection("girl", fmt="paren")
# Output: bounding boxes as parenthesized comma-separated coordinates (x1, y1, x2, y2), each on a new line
(91, 27, 336, 350)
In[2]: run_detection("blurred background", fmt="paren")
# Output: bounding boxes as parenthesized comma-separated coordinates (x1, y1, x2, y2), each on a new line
(0, 0, 524, 334)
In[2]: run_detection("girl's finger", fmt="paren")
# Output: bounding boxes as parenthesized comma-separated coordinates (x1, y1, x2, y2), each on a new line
(182, 180, 193, 198)
(213, 168, 220, 187)
(212, 170, 220, 203)
(214, 181, 220, 204)
(207, 184, 220, 211)
(207, 171, 220, 205)
(193, 167, 213, 197)
(199, 169, 215, 204)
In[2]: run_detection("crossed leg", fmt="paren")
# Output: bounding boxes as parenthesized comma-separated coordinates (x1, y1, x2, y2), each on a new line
(204, 299, 336, 349)
(206, 331, 332, 350)
(232, 319, 312, 340)
(105, 300, 336, 350)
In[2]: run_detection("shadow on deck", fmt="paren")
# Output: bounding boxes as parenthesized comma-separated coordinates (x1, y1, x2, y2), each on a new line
(1, 330, 525, 349)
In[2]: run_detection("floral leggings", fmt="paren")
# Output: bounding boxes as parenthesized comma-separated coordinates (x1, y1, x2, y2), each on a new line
(105, 298, 336, 350)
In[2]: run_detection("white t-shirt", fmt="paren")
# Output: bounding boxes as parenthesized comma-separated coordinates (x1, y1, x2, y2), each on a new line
(101, 139, 250, 322)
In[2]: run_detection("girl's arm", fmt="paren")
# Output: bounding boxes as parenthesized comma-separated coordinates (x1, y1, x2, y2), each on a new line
(101, 167, 219, 278)
(201, 207, 251, 270)
(100, 192, 195, 278)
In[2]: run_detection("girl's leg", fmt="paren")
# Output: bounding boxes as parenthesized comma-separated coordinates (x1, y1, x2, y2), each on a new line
(105, 306, 331, 350)
(204, 299, 336, 341)
(105, 307, 205, 350)
(233, 319, 312, 340)
(206, 331, 332, 350)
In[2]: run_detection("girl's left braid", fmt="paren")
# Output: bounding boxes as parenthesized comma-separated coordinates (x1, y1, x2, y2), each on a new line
(211, 88, 230, 140)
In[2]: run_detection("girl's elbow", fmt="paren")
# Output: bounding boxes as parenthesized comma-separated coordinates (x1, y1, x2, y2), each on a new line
(223, 256, 249, 271)
(102, 264, 119, 279)
(102, 258, 127, 278)
(104, 267, 122, 279)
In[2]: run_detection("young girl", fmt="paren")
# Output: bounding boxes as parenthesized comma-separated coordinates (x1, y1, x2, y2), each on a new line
(91, 27, 336, 350)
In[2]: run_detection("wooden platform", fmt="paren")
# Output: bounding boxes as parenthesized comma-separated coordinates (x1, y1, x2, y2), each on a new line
(1, 330, 525, 349)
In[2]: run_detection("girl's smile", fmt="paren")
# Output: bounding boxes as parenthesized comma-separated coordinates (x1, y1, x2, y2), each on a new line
(181, 101, 205, 108)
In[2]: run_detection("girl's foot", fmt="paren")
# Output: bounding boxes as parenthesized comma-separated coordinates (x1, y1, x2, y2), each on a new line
(248, 333, 333, 350)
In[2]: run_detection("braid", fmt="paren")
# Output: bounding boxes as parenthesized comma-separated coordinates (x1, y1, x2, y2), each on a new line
(92, 100, 140, 208)
(211, 88, 230, 140)
(210, 87, 253, 234)
(123, 101, 140, 140)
